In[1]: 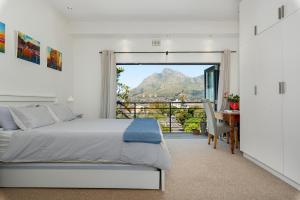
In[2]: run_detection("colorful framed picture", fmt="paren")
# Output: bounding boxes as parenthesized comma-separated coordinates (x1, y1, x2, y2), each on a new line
(47, 47, 62, 71)
(17, 31, 40, 64)
(0, 22, 5, 53)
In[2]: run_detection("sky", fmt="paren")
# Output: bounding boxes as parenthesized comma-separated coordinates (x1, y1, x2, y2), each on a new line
(118, 64, 214, 88)
(0, 21, 4, 33)
(0, 22, 4, 52)
(19, 32, 40, 46)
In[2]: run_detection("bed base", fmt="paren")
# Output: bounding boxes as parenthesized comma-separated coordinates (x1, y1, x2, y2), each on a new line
(0, 166, 165, 191)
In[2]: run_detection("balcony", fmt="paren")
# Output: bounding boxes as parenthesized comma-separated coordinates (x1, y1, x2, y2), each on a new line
(117, 101, 208, 134)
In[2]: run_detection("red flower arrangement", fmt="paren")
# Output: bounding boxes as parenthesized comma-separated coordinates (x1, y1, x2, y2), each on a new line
(227, 94, 240, 110)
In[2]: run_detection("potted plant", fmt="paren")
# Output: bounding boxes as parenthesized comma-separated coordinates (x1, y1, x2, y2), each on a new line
(192, 128, 201, 135)
(228, 94, 240, 110)
(199, 111, 207, 135)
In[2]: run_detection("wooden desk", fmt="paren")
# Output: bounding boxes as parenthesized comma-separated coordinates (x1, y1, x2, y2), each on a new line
(215, 111, 240, 154)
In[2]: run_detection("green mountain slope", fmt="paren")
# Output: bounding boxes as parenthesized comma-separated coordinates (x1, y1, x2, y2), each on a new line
(129, 68, 204, 102)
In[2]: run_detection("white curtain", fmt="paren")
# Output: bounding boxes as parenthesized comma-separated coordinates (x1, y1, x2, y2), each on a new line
(217, 49, 231, 111)
(99, 50, 117, 118)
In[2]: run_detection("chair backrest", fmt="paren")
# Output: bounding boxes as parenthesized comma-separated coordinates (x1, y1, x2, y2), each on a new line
(203, 100, 217, 135)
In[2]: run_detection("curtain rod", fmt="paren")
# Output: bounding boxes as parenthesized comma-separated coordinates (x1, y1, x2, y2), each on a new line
(99, 50, 237, 55)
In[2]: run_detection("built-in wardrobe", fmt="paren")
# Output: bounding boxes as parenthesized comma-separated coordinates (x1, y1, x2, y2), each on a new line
(240, 0, 300, 190)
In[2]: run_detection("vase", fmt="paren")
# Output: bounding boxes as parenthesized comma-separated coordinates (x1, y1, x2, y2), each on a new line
(229, 102, 239, 110)
(192, 129, 200, 135)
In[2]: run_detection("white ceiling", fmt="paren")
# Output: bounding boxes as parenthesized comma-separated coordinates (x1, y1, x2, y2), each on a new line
(48, 0, 240, 22)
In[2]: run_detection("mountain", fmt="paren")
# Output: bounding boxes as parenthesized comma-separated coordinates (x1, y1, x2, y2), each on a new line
(129, 68, 204, 102)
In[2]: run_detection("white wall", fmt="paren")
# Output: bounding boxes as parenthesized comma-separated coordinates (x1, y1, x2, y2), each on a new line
(70, 21, 238, 36)
(0, 0, 238, 118)
(0, 0, 74, 103)
(72, 29, 239, 118)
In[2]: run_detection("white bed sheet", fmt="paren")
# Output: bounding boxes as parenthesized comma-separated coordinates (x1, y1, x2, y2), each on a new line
(0, 119, 171, 170)
(0, 130, 20, 158)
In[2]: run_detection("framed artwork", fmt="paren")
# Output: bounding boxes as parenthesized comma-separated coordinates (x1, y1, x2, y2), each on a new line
(17, 31, 40, 64)
(0, 22, 5, 53)
(47, 47, 62, 71)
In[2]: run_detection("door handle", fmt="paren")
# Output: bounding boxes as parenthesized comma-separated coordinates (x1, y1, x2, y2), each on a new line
(278, 7, 282, 19)
(254, 85, 258, 96)
(281, 5, 285, 19)
(279, 82, 286, 94)
(279, 82, 283, 94)
(282, 82, 286, 94)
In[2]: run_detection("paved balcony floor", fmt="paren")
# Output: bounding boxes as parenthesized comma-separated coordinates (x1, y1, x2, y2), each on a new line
(163, 133, 207, 139)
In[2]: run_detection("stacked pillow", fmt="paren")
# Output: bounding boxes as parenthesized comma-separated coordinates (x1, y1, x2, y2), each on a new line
(47, 104, 77, 122)
(0, 104, 77, 131)
(9, 105, 56, 130)
(0, 106, 19, 131)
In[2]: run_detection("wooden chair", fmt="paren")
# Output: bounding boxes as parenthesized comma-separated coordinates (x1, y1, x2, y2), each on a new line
(203, 101, 230, 149)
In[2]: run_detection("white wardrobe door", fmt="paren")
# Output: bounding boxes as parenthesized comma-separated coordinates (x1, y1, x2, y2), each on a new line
(239, 0, 259, 46)
(285, 0, 300, 17)
(240, 39, 259, 158)
(282, 10, 300, 184)
(256, 0, 284, 34)
(255, 24, 284, 173)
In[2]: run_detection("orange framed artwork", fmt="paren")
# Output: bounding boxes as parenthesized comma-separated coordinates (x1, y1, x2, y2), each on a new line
(0, 22, 5, 53)
(17, 31, 40, 64)
(47, 47, 62, 71)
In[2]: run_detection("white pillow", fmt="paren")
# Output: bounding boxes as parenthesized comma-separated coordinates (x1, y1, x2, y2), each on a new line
(47, 104, 76, 122)
(9, 105, 56, 130)
(0, 106, 19, 130)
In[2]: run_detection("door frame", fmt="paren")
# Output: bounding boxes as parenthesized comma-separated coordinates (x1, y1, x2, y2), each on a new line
(116, 62, 220, 105)
(117, 62, 220, 66)
(204, 65, 220, 106)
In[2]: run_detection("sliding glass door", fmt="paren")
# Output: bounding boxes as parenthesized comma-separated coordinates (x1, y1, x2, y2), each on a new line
(116, 63, 219, 133)
(204, 65, 220, 104)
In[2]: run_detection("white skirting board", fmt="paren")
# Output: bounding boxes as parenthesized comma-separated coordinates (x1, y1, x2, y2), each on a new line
(0, 167, 165, 191)
(243, 153, 300, 191)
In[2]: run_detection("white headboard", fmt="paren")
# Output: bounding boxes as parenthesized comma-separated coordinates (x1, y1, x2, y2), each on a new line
(0, 93, 57, 106)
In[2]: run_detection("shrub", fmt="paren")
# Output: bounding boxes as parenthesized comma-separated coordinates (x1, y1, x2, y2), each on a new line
(183, 118, 201, 133)
(175, 110, 192, 125)
(161, 124, 171, 132)
(195, 110, 207, 123)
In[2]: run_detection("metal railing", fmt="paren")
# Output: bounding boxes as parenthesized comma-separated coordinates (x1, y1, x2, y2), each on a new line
(116, 101, 207, 133)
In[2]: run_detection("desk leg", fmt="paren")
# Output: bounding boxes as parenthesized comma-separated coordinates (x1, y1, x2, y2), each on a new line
(230, 126, 235, 154)
(226, 132, 230, 144)
(235, 128, 239, 149)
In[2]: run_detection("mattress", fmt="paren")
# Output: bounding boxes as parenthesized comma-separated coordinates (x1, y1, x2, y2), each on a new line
(0, 119, 171, 170)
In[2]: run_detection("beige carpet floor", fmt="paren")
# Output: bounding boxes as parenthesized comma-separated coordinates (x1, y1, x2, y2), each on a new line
(0, 139, 299, 200)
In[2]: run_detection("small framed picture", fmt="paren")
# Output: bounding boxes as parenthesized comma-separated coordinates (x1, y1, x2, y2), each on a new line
(17, 31, 40, 65)
(0, 21, 5, 53)
(47, 47, 62, 71)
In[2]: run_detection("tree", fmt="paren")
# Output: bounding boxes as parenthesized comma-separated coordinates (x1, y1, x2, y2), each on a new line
(179, 93, 187, 102)
(116, 66, 130, 102)
(175, 110, 192, 126)
(152, 102, 169, 115)
(116, 66, 131, 118)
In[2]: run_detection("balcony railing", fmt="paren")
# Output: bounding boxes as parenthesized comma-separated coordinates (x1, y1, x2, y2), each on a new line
(117, 101, 207, 133)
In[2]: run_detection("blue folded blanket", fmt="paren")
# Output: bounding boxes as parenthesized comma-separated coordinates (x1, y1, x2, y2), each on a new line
(123, 118, 162, 144)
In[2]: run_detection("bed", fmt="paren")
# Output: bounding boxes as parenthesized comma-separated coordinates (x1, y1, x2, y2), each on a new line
(0, 94, 171, 190)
